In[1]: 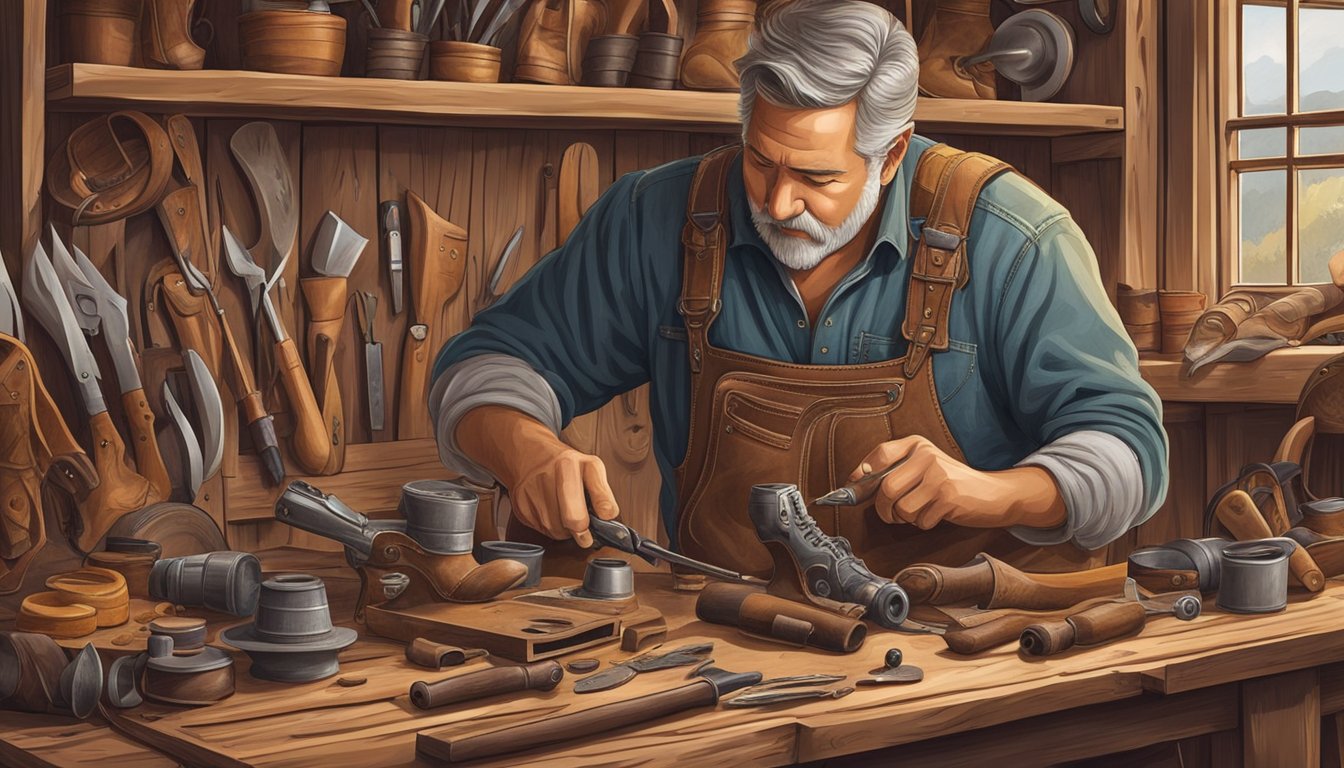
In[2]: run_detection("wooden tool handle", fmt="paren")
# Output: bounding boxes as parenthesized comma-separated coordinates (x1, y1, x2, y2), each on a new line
(274, 337, 330, 475)
(428, 681, 714, 763)
(397, 332, 431, 440)
(377, 0, 415, 30)
(895, 560, 994, 606)
(410, 661, 562, 710)
(214, 305, 284, 484)
(121, 388, 172, 501)
(1020, 601, 1147, 657)
(944, 615, 1038, 655)
(696, 582, 866, 653)
(1216, 489, 1324, 591)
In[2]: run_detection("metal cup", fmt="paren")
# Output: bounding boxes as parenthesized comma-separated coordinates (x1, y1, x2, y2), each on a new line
(579, 558, 634, 600)
(252, 574, 335, 644)
(476, 541, 545, 587)
(149, 551, 262, 617)
(1216, 538, 1295, 614)
(399, 480, 478, 555)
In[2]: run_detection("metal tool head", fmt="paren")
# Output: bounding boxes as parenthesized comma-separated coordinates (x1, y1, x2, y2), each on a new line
(58, 642, 104, 720)
(178, 251, 213, 296)
(697, 666, 763, 699)
(69, 245, 142, 392)
(229, 122, 298, 265)
(184, 349, 225, 483)
(222, 225, 267, 315)
(856, 665, 925, 686)
(312, 211, 368, 278)
(486, 225, 524, 301)
(22, 239, 103, 386)
(163, 377, 205, 500)
(0, 252, 22, 341)
(46, 225, 103, 336)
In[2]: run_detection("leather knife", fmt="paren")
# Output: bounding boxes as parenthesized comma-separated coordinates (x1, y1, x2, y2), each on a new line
(0, 250, 23, 341)
(587, 515, 766, 586)
(22, 237, 106, 416)
(573, 643, 715, 693)
(162, 376, 205, 499)
(183, 349, 225, 483)
(380, 200, 404, 315)
(479, 225, 523, 311)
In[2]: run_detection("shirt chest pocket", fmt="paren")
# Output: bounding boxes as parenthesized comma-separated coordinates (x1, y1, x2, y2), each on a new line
(853, 331, 978, 405)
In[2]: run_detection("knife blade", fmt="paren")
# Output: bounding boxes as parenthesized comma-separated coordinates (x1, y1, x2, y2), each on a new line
(46, 225, 103, 338)
(586, 515, 766, 586)
(312, 211, 368, 278)
(69, 245, 141, 393)
(573, 643, 715, 694)
(0, 251, 21, 342)
(379, 200, 404, 315)
(480, 225, 523, 311)
(162, 377, 204, 499)
(356, 291, 385, 432)
(22, 237, 106, 416)
(183, 349, 225, 483)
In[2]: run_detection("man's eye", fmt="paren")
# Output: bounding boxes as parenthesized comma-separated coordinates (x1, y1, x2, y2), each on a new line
(806, 177, 838, 187)
(750, 154, 772, 167)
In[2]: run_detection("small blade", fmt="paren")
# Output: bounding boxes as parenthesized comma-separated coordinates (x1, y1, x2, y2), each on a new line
(856, 665, 925, 685)
(724, 687, 854, 708)
(46, 225, 103, 336)
(22, 239, 105, 415)
(71, 246, 140, 393)
(486, 225, 523, 300)
(224, 226, 286, 341)
(635, 538, 766, 586)
(312, 211, 368, 278)
(379, 200, 404, 315)
(163, 378, 204, 500)
(573, 665, 637, 694)
(0, 252, 23, 341)
(184, 349, 225, 483)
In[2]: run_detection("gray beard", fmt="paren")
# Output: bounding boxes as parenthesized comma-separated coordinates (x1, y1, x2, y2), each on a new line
(749, 157, 886, 271)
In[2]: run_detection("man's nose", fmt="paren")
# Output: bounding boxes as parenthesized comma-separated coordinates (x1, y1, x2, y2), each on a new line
(767, 178, 805, 222)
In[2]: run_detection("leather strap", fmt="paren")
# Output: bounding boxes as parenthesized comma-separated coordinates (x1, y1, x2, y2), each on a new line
(47, 111, 174, 225)
(678, 145, 738, 376)
(902, 144, 1010, 379)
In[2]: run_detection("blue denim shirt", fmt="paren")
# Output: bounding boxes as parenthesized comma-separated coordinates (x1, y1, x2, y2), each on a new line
(433, 135, 1169, 543)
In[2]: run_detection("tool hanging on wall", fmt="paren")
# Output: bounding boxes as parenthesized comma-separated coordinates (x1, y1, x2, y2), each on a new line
(222, 225, 330, 476)
(355, 292, 385, 432)
(47, 230, 173, 502)
(379, 200, 405, 315)
(477, 225, 522, 313)
(160, 349, 225, 502)
(22, 234, 162, 553)
(302, 211, 368, 474)
(398, 192, 468, 440)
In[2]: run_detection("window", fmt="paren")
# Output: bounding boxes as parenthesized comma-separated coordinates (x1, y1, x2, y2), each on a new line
(1227, 1, 1344, 287)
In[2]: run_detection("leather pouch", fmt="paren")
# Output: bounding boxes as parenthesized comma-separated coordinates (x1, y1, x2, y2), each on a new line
(300, 275, 348, 474)
(152, 266, 224, 378)
(74, 411, 160, 554)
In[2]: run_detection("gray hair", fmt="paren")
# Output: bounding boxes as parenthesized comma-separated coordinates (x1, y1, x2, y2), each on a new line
(737, 0, 919, 159)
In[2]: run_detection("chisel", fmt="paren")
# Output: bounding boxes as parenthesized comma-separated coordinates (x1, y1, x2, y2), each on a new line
(357, 291, 385, 432)
(380, 200, 405, 315)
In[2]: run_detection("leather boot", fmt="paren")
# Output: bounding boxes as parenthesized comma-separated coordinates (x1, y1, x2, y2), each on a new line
(514, 0, 608, 85)
(140, 0, 206, 70)
(679, 0, 755, 92)
(917, 0, 996, 100)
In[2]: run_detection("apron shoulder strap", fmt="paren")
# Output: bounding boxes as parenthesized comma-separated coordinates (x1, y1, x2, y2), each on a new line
(679, 145, 740, 374)
(901, 143, 1012, 379)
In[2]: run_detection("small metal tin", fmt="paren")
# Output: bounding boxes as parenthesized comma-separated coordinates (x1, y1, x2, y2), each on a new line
(476, 541, 545, 587)
(149, 616, 208, 654)
(1216, 538, 1295, 614)
(251, 574, 335, 643)
(149, 551, 261, 617)
(399, 480, 478, 555)
(578, 558, 634, 600)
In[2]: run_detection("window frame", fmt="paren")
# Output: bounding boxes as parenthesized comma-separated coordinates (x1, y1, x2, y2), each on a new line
(1219, 0, 1344, 295)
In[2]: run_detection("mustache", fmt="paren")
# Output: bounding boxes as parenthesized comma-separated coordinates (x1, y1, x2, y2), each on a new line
(751, 207, 830, 244)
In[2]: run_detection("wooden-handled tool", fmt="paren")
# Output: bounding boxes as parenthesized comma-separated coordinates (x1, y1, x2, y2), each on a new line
(397, 191, 468, 440)
(1019, 601, 1147, 657)
(896, 557, 1128, 611)
(409, 660, 562, 710)
(1214, 489, 1324, 591)
(417, 665, 762, 764)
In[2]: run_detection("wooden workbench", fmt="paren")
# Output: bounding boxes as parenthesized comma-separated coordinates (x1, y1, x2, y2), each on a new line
(4, 550, 1344, 767)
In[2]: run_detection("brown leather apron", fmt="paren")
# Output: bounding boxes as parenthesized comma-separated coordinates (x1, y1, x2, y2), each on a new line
(674, 145, 1098, 579)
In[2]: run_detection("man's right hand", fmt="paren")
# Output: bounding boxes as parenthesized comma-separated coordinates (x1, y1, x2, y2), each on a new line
(455, 405, 620, 548)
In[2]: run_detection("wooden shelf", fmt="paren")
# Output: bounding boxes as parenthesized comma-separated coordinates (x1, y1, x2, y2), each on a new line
(45, 63, 1124, 136)
(1140, 346, 1343, 404)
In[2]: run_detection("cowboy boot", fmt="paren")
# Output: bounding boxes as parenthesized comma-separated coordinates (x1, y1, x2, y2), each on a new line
(679, 0, 755, 92)
(141, 0, 206, 69)
(515, 0, 608, 85)
(917, 0, 996, 99)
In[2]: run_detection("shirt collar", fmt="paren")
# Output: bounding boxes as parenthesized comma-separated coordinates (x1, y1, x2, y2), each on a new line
(725, 138, 924, 264)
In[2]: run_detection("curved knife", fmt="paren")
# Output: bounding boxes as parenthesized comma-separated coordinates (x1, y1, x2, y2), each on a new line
(46, 225, 103, 338)
(162, 378, 204, 500)
(184, 349, 224, 484)
(22, 237, 106, 416)
(0, 250, 22, 341)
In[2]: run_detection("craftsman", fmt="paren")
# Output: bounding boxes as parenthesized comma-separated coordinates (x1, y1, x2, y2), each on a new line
(430, 0, 1167, 575)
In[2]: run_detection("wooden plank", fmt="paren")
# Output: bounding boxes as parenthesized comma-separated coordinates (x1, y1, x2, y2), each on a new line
(1131, 403, 1205, 552)
(1140, 347, 1344, 404)
(0, 713, 177, 768)
(1163, 0, 1218, 296)
(1051, 132, 1125, 164)
(1322, 661, 1344, 715)
(814, 685, 1238, 768)
(1242, 669, 1319, 767)
(0, 0, 45, 268)
(1122, 0, 1161, 291)
(45, 64, 1126, 136)
(1052, 158, 1122, 305)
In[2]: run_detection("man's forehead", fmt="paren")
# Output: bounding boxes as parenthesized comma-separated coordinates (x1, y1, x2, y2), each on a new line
(746, 98, 860, 162)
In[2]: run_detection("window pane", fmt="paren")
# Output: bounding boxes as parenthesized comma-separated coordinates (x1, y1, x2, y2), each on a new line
(1239, 170, 1287, 285)
(1243, 4, 1286, 116)
(1299, 6, 1344, 113)
(1301, 126, 1344, 156)
(1298, 167, 1344, 284)
(1238, 127, 1287, 159)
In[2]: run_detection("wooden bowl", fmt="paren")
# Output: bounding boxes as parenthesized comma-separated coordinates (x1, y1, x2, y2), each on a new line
(16, 592, 98, 639)
(429, 41, 502, 83)
(239, 10, 347, 77)
(46, 567, 130, 627)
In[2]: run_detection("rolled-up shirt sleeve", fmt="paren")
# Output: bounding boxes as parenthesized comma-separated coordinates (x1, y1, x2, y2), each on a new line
(994, 216, 1169, 550)
(429, 171, 653, 476)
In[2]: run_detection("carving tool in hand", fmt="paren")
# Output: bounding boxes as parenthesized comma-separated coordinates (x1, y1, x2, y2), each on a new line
(356, 291, 385, 432)
(223, 225, 329, 476)
(812, 457, 910, 507)
(587, 514, 767, 586)
(379, 200, 405, 315)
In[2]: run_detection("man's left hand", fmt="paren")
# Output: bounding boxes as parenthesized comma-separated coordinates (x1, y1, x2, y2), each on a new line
(851, 436, 1066, 530)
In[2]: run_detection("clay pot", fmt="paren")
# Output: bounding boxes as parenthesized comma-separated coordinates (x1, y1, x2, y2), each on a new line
(628, 32, 683, 89)
(679, 0, 755, 91)
(429, 41, 502, 83)
(85, 549, 157, 599)
(60, 0, 143, 66)
(1117, 285, 1160, 352)
(365, 27, 427, 80)
(239, 10, 347, 77)
(1158, 290, 1208, 354)
(582, 34, 639, 86)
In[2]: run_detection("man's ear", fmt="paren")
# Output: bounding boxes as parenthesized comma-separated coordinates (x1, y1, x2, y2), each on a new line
(879, 128, 913, 185)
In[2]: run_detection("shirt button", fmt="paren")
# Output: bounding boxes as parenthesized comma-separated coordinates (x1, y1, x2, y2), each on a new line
(796, 319, 806, 328)
(824, 318, 833, 327)
(820, 346, 829, 354)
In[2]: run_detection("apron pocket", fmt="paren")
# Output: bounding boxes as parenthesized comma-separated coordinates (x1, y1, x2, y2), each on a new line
(724, 390, 801, 450)
(935, 339, 978, 405)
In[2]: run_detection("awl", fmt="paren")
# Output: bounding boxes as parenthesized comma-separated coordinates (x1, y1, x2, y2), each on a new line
(380, 200, 404, 315)
(587, 515, 766, 586)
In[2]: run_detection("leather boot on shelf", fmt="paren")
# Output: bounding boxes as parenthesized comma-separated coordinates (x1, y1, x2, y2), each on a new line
(514, 0, 608, 85)
(679, 0, 755, 92)
(917, 0, 996, 99)
(140, 0, 205, 69)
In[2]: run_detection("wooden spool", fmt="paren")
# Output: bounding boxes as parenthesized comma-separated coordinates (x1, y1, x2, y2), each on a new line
(16, 592, 99, 639)
(429, 41, 502, 83)
(59, 0, 142, 66)
(365, 28, 426, 80)
(85, 550, 157, 600)
(46, 567, 130, 627)
(239, 10, 347, 77)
